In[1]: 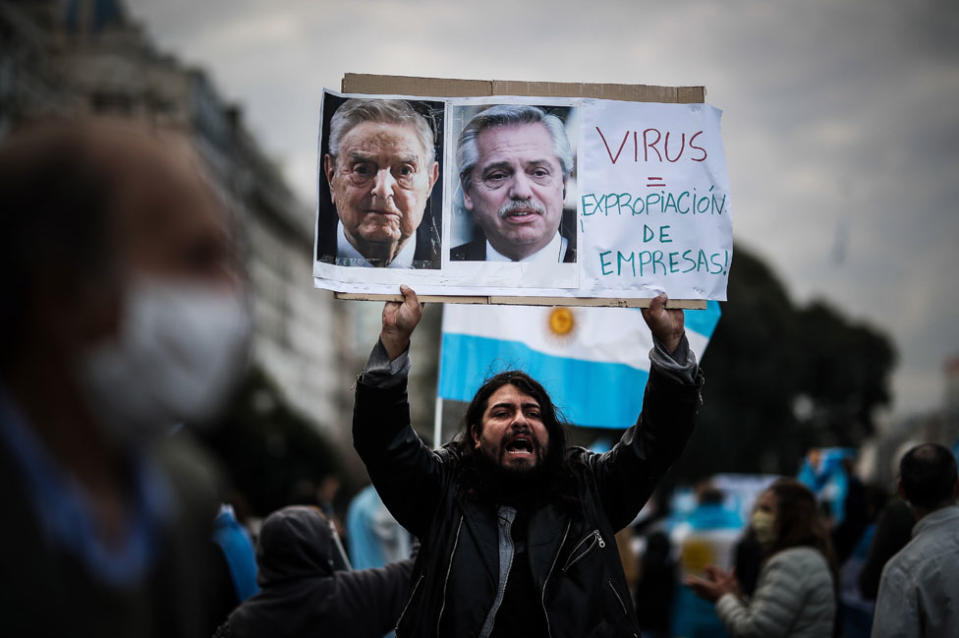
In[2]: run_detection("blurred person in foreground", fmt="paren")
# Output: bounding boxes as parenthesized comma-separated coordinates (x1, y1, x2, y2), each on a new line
(0, 118, 251, 636)
(215, 505, 414, 638)
(686, 478, 837, 638)
(871, 443, 959, 638)
(353, 286, 702, 637)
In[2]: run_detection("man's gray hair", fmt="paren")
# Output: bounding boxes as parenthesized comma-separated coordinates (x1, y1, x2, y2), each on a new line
(328, 99, 435, 162)
(456, 104, 573, 194)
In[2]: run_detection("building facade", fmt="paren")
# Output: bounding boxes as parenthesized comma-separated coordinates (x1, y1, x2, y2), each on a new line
(0, 0, 351, 438)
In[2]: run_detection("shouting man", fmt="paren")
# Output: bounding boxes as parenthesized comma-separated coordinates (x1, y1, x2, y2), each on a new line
(353, 287, 703, 637)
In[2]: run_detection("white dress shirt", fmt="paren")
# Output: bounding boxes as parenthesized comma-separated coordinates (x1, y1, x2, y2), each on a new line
(485, 231, 568, 263)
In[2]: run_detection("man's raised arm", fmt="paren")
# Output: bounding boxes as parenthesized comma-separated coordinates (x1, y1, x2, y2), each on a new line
(592, 294, 704, 530)
(380, 285, 424, 362)
(641, 293, 698, 384)
(353, 286, 443, 539)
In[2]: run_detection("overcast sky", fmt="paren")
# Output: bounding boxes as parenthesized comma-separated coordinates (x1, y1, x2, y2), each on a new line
(126, 0, 958, 419)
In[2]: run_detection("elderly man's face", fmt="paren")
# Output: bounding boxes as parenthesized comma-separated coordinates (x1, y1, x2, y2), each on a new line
(326, 122, 438, 263)
(464, 122, 566, 261)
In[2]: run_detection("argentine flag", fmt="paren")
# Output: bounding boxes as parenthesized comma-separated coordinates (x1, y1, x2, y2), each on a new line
(438, 302, 721, 429)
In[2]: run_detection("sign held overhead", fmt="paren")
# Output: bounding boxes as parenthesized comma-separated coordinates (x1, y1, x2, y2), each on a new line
(313, 75, 732, 307)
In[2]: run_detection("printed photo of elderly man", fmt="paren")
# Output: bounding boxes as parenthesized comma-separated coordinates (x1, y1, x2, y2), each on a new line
(317, 96, 444, 269)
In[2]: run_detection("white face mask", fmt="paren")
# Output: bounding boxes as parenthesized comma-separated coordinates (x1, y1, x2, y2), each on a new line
(76, 277, 252, 447)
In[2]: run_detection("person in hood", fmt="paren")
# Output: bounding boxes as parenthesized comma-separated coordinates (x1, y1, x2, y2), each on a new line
(216, 505, 413, 638)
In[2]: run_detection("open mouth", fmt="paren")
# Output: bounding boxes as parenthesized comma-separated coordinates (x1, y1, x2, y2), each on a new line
(505, 435, 535, 458)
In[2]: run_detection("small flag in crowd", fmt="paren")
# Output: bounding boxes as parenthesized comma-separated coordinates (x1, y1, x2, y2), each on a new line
(438, 302, 721, 429)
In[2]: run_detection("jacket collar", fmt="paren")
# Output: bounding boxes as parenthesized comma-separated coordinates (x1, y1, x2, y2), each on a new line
(913, 504, 959, 538)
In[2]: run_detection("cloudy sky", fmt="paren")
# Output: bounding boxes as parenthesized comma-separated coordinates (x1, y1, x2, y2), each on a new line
(126, 0, 958, 418)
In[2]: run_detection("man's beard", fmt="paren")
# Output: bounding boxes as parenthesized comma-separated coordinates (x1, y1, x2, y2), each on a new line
(472, 445, 554, 508)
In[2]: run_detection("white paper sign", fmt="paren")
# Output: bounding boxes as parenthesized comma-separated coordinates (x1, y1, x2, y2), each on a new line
(577, 101, 732, 300)
(312, 90, 732, 301)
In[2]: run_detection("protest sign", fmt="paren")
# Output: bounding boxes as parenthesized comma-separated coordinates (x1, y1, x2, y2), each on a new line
(578, 100, 731, 300)
(313, 76, 732, 304)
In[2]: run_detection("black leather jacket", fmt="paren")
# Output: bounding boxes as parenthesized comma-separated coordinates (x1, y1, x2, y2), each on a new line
(353, 365, 702, 638)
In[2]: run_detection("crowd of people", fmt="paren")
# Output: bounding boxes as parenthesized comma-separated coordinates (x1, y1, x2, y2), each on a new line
(627, 444, 959, 638)
(1, 116, 957, 638)
(207, 440, 958, 638)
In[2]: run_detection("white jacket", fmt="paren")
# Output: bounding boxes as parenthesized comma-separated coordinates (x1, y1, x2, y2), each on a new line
(715, 546, 835, 638)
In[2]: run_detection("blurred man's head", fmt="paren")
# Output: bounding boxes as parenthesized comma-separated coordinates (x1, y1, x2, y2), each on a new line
(324, 99, 439, 266)
(898, 443, 959, 512)
(456, 105, 572, 261)
(0, 118, 250, 446)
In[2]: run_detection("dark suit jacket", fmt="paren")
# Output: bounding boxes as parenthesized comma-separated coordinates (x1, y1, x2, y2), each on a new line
(450, 229, 576, 263)
(316, 214, 441, 269)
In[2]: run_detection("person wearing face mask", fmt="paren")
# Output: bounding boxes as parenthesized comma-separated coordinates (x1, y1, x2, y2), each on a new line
(685, 478, 838, 638)
(0, 118, 252, 637)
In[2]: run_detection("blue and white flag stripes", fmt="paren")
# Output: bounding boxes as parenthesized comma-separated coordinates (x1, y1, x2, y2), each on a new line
(438, 302, 721, 429)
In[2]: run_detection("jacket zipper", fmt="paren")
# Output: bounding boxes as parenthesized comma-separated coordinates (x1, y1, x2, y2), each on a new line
(540, 520, 571, 638)
(561, 529, 606, 573)
(435, 515, 464, 637)
(608, 579, 628, 616)
(395, 573, 423, 634)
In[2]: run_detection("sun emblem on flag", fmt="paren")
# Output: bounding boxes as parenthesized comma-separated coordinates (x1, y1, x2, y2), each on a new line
(547, 307, 576, 342)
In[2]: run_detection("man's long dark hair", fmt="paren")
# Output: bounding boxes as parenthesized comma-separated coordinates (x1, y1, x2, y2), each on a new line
(448, 370, 579, 512)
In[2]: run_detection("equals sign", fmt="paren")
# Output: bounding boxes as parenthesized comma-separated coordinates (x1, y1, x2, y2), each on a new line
(646, 176, 666, 188)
